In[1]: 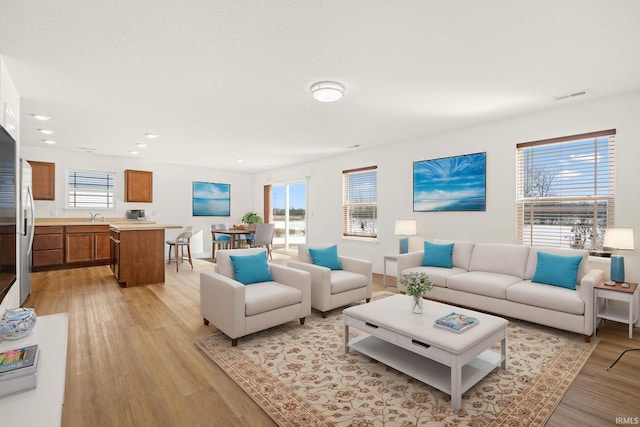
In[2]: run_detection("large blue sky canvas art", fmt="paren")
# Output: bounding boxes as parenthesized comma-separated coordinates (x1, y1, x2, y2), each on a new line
(413, 152, 486, 212)
(193, 182, 230, 216)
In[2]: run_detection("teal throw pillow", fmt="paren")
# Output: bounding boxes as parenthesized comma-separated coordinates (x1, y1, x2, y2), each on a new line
(422, 241, 454, 268)
(532, 252, 582, 290)
(229, 252, 273, 285)
(308, 245, 343, 270)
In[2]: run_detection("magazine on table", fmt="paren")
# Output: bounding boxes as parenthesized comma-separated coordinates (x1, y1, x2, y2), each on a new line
(434, 312, 479, 333)
(0, 345, 39, 379)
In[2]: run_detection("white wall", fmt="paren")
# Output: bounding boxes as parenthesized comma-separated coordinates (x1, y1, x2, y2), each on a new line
(19, 146, 255, 256)
(254, 91, 640, 282)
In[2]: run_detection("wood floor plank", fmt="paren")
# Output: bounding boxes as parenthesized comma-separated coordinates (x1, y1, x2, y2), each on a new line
(23, 256, 640, 426)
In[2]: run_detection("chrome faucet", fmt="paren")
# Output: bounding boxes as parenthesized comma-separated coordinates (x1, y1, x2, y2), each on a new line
(89, 212, 102, 223)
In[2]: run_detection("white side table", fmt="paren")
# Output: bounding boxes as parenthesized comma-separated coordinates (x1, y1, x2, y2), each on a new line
(0, 312, 69, 426)
(594, 280, 638, 339)
(383, 254, 399, 287)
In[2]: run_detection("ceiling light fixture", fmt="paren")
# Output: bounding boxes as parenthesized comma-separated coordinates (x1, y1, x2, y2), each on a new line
(145, 133, 158, 139)
(38, 129, 54, 135)
(42, 139, 56, 144)
(32, 114, 51, 121)
(310, 81, 345, 103)
(136, 142, 148, 148)
(129, 150, 139, 155)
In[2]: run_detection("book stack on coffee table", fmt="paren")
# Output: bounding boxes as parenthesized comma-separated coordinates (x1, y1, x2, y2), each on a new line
(434, 312, 479, 333)
(0, 344, 39, 398)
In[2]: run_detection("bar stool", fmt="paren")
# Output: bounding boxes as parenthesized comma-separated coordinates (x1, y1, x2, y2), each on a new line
(166, 226, 193, 271)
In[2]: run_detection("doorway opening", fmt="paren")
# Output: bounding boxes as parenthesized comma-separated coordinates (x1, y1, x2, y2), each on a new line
(269, 181, 306, 253)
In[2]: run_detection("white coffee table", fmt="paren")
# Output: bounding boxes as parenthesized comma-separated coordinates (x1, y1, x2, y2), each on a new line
(343, 294, 508, 409)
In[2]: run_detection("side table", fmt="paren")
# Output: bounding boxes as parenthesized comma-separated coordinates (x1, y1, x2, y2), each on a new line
(594, 279, 638, 339)
(383, 254, 399, 287)
(0, 312, 69, 426)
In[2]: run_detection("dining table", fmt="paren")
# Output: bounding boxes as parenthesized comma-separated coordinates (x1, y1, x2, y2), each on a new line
(211, 228, 256, 249)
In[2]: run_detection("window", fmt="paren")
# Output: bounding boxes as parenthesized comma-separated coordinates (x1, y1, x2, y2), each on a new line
(516, 129, 615, 251)
(67, 170, 115, 209)
(343, 166, 377, 238)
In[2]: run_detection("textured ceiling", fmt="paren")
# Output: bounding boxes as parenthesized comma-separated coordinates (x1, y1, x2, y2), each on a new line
(1, 1, 639, 172)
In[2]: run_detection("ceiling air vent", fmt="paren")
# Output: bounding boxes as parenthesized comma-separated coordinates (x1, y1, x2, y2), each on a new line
(553, 89, 589, 101)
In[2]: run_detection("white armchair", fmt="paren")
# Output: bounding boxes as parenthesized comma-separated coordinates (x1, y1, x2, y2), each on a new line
(200, 248, 311, 346)
(287, 244, 372, 318)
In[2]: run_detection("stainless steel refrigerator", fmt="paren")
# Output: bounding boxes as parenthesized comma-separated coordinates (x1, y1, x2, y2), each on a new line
(19, 159, 34, 305)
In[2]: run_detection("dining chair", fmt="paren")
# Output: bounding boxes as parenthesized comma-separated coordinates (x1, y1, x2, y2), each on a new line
(211, 224, 231, 259)
(250, 223, 276, 259)
(166, 226, 194, 272)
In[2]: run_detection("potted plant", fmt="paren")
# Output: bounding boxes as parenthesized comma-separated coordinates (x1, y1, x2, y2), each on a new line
(399, 272, 432, 313)
(241, 212, 263, 227)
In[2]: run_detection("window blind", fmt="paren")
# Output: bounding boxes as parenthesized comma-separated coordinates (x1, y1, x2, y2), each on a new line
(343, 166, 377, 238)
(67, 170, 115, 209)
(516, 130, 615, 251)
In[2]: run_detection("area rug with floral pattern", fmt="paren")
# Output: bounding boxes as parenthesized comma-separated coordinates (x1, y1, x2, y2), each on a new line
(194, 294, 597, 427)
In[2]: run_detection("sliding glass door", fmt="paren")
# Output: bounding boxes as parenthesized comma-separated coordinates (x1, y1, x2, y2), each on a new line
(271, 181, 306, 252)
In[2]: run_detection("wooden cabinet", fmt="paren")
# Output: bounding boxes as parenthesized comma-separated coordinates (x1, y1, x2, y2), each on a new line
(125, 169, 153, 202)
(110, 227, 165, 287)
(28, 161, 55, 200)
(65, 225, 110, 264)
(33, 226, 64, 268)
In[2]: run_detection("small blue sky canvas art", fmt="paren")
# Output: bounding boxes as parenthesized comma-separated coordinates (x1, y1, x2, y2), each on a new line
(413, 152, 486, 212)
(193, 182, 230, 216)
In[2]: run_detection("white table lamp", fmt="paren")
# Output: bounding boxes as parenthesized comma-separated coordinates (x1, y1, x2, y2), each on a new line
(394, 219, 417, 254)
(603, 227, 635, 282)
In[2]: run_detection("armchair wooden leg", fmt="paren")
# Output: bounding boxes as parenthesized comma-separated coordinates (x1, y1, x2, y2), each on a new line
(203, 318, 209, 326)
(584, 335, 591, 343)
(321, 311, 327, 318)
(299, 317, 306, 325)
(231, 338, 238, 346)
(366, 298, 371, 303)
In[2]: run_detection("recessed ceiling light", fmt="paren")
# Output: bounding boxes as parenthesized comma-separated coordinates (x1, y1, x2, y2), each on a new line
(32, 114, 51, 121)
(145, 133, 158, 139)
(38, 129, 54, 135)
(310, 81, 345, 103)
(129, 150, 139, 155)
(136, 142, 148, 148)
(42, 139, 56, 144)
(236, 158, 245, 163)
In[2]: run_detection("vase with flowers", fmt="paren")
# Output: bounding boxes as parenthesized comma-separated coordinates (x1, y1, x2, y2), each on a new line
(399, 272, 432, 314)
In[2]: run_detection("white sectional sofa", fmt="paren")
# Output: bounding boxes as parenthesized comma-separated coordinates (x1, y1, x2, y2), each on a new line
(396, 239, 604, 341)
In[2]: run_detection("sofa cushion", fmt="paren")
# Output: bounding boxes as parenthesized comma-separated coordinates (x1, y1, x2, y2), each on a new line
(297, 243, 334, 264)
(330, 270, 368, 294)
(309, 245, 343, 270)
(525, 246, 589, 283)
(229, 252, 273, 285)
(434, 239, 475, 270)
(532, 252, 583, 290)
(244, 282, 303, 316)
(507, 281, 584, 315)
(402, 266, 466, 288)
(422, 241, 453, 268)
(446, 271, 523, 299)
(469, 243, 529, 278)
(216, 248, 269, 279)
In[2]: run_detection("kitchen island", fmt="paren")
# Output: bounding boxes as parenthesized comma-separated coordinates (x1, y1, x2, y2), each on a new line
(110, 223, 182, 287)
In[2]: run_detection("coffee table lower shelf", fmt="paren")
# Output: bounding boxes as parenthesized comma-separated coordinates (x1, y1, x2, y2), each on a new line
(348, 335, 504, 405)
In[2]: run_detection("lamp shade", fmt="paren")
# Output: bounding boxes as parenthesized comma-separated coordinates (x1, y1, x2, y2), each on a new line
(603, 228, 635, 250)
(394, 219, 417, 236)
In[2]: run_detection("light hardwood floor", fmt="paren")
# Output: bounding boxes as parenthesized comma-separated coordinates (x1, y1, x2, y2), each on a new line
(25, 258, 639, 427)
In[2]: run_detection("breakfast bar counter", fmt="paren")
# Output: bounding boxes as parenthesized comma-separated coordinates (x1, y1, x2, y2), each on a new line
(109, 224, 181, 287)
